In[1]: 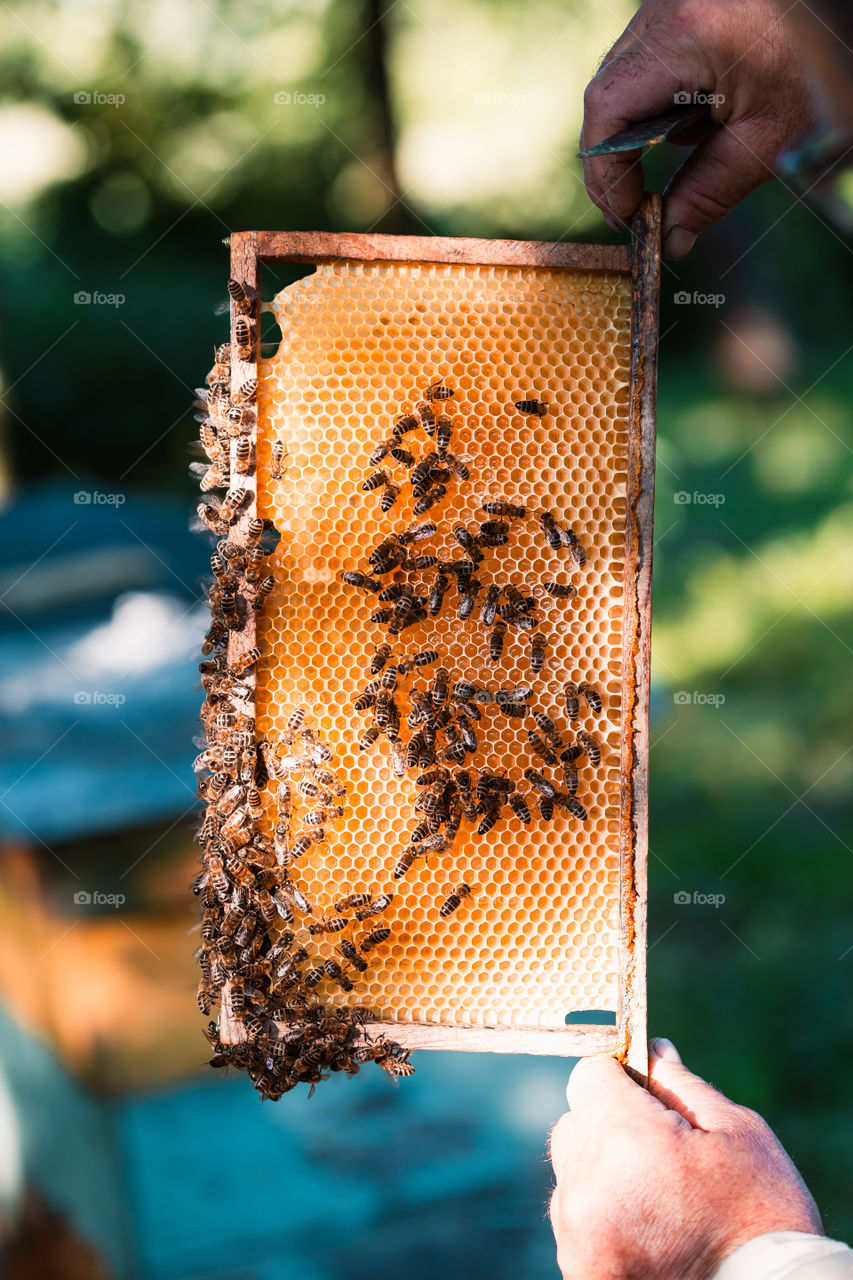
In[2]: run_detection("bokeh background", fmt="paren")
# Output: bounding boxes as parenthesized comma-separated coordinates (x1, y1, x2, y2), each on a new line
(0, 0, 851, 1276)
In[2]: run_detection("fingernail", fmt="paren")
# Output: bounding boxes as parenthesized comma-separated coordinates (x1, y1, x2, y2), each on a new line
(663, 226, 697, 259)
(649, 1037, 682, 1064)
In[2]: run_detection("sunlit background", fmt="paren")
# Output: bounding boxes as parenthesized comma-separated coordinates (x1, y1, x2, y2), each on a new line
(0, 0, 851, 1275)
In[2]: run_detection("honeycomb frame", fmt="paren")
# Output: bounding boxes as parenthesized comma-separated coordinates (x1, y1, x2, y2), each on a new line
(219, 202, 659, 1074)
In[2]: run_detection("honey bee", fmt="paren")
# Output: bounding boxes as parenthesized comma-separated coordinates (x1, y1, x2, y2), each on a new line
(514, 398, 548, 417)
(357, 893, 392, 918)
(309, 917, 348, 935)
(413, 485, 446, 516)
(245, 546, 265, 583)
(231, 646, 261, 677)
(226, 278, 252, 313)
(480, 585, 500, 627)
(530, 632, 546, 673)
(579, 682, 603, 714)
(481, 500, 526, 519)
(398, 520, 436, 546)
(369, 642, 392, 674)
(234, 376, 257, 403)
(360, 927, 391, 952)
(524, 767, 557, 798)
(509, 790, 531, 823)
(334, 892, 372, 913)
(539, 509, 563, 551)
(337, 939, 368, 972)
(285, 706, 305, 734)
(435, 418, 453, 455)
(324, 960, 354, 992)
(532, 710, 561, 746)
(390, 445, 416, 466)
(439, 882, 472, 918)
(392, 848, 417, 880)
(380, 481, 402, 512)
(559, 794, 588, 821)
(232, 318, 252, 359)
(563, 681, 580, 721)
(253, 575, 274, 610)
(458, 578, 482, 621)
(220, 486, 247, 523)
(368, 436, 397, 466)
(243, 1014, 265, 1039)
(304, 965, 325, 989)
(543, 581, 576, 599)
(358, 724, 381, 751)
(340, 570, 382, 594)
(489, 619, 507, 661)
(540, 795, 555, 821)
(577, 731, 601, 766)
(231, 437, 251, 474)
(425, 380, 454, 401)
(393, 413, 419, 439)
(362, 469, 388, 492)
(197, 502, 226, 537)
(561, 762, 578, 795)
(478, 520, 509, 547)
(428, 571, 450, 617)
(230, 979, 246, 1018)
(245, 517, 265, 544)
(271, 440, 285, 481)
(563, 527, 587, 567)
(417, 400, 435, 434)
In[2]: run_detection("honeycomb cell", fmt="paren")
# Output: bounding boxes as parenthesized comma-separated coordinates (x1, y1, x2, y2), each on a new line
(254, 259, 631, 1032)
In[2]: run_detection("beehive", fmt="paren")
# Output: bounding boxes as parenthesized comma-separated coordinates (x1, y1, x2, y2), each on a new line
(213, 216, 658, 1076)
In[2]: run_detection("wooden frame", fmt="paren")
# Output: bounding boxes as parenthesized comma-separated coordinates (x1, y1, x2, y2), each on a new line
(224, 196, 660, 1073)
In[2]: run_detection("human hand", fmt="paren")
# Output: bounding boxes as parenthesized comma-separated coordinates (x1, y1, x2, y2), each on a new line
(580, 0, 817, 257)
(548, 1039, 822, 1280)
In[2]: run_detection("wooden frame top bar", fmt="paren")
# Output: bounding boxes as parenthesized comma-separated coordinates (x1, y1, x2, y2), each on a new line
(255, 231, 630, 274)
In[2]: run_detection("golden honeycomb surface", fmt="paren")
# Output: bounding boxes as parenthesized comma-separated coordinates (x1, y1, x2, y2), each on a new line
(255, 260, 631, 1030)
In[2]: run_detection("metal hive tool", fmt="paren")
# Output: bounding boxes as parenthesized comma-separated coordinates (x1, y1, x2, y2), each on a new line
(201, 199, 660, 1091)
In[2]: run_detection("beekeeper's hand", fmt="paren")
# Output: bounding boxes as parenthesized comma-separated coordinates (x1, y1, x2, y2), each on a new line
(579, 0, 816, 257)
(548, 1039, 824, 1279)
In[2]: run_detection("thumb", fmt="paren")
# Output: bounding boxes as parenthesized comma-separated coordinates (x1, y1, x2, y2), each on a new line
(566, 1053, 671, 1130)
(661, 115, 789, 257)
(649, 1056, 744, 1132)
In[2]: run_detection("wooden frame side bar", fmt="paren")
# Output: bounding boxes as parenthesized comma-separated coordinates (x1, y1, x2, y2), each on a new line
(255, 230, 630, 275)
(616, 193, 661, 1078)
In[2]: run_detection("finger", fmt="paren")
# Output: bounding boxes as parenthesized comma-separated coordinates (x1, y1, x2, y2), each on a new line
(548, 1110, 578, 1172)
(661, 114, 788, 256)
(649, 1036, 682, 1064)
(649, 1056, 744, 1131)
(566, 1054, 669, 1130)
(581, 39, 695, 224)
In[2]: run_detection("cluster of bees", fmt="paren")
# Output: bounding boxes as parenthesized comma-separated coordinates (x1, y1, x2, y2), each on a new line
(339, 382, 604, 912)
(192, 303, 412, 1100)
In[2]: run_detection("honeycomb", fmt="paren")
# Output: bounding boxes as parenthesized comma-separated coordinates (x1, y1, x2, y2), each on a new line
(254, 260, 632, 1031)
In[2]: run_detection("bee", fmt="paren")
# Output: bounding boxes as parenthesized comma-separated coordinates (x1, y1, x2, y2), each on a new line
(509, 790, 531, 824)
(489, 619, 507, 661)
(564, 681, 580, 720)
(271, 440, 285, 481)
(361, 927, 391, 952)
(360, 892, 393, 918)
(532, 710, 561, 746)
(416, 400, 435, 434)
(413, 485, 446, 515)
(335, 892, 372, 913)
(514, 398, 548, 417)
(539, 509, 563, 551)
(234, 318, 252, 357)
(436, 418, 453, 455)
(197, 501, 226, 536)
(304, 965, 325, 989)
(562, 527, 587, 567)
(478, 520, 509, 547)
(577, 731, 601, 766)
(324, 961, 354, 992)
(405, 553, 438, 572)
(497, 701, 527, 718)
(524, 768, 557, 798)
(398, 520, 436, 546)
(480, 585, 500, 627)
(287, 706, 306, 733)
(455, 712, 478, 753)
(428, 571, 450, 617)
(278, 880, 313, 914)
(253, 575, 274, 610)
(544, 581, 576, 599)
(362, 469, 388, 492)
(231, 646, 261, 677)
(246, 516, 265, 544)
(358, 723, 381, 751)
(368, 436, 396, 466)
(226, 278, 252, 313)
(477, 806, 499, 835)
(560, 742, 582, 765)
(220, 486, 247, 523)
(229, 979, 246, 1018)
(540, 795, 555, 822)
(244, 545, 265, 584)
(561, 763, 578, 795)
(458, 578, 482, 621)
(392, 848, 417, 880)
(481, 500, 526, 519)
(340, 570, 383, 594)
(558, 795, 588, 821)
(226, 437, 250, 476)
(439, 882, 472, 918)
(309, 916, 348, 935)
(530, 633, 546, 673)
(234, 376, 257, 403)
(430, 667, 450, 707)
(393, 412, 419, 439)
(242, 1014, 265, 1039)
(579, 682, 603, 714)
(370, 642, 392, 674)
(337, 939, 368, 972)
(425, 380, 454, 401)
